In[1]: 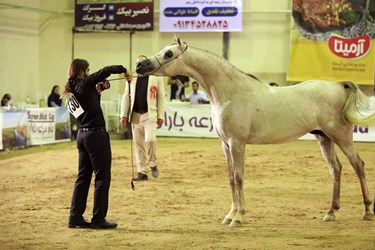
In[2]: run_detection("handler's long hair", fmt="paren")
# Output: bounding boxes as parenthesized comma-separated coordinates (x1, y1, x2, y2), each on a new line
(63, 58, 89, 95)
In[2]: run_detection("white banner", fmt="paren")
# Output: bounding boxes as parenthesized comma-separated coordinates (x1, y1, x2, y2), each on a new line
(27, 108, 56, 145)
(157, 102, 375, 142)
(157, 102, 217, 137)
(27, 107, 71, 146)
(159, 0, 242, 32)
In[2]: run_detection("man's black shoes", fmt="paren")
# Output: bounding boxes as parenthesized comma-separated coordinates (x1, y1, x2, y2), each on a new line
(132, 168, 159, 180)
(151, 166, 159, 178)
(90, 219, 117, 229)
(68, 220, 91, 228)
(132, 172, 148, 181)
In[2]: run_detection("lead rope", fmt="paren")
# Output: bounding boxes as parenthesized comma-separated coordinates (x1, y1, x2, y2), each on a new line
(130, 132, 134, 190)
(128, 80, 135, 190)
(109, 76, 135, 190)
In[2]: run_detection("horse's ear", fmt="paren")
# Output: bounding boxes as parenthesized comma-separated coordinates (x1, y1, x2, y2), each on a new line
(173, 34, 182, 46)
(173, 33, 179, 42)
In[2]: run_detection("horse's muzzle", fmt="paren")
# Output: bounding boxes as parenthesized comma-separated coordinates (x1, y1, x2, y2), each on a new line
(136, 59, 155, 75)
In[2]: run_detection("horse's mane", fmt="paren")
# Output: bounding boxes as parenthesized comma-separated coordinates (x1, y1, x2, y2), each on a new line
(246, 73, 262, 82)
(190, 46, 262, 83)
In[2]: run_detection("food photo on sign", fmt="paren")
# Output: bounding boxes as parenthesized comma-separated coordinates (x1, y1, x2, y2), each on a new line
(292, 0, 366, 40)
(288, 0, 375, 85)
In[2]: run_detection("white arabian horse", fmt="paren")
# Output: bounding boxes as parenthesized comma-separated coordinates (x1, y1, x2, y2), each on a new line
(136, 35, 375, 227)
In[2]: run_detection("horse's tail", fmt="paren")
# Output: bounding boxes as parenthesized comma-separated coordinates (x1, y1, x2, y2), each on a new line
(341, 81, 375, 126)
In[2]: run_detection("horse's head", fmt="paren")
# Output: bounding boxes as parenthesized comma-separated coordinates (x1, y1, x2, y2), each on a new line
(136, 34, 188, 76)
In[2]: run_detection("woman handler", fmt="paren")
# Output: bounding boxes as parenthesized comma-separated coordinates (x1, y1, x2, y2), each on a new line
(64, 58, 131, 229)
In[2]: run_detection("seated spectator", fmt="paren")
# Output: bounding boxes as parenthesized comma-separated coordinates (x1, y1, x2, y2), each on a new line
(186, 81, 210, 104)
(47, 85, 62, 107)
(1, 93, 14, 109)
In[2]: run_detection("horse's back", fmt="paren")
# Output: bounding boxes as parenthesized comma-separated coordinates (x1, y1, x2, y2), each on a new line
(280, 80, 349, 104)
(292, 80, 346, 91)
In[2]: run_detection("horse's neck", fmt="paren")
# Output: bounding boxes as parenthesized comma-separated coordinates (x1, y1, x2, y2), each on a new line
(183, 47, 259, 103)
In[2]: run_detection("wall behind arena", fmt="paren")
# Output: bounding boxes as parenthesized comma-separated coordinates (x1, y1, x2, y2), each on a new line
(0, 0, 293, 106)
(0, 0, 40, 106)
(6, 0, 372, 107)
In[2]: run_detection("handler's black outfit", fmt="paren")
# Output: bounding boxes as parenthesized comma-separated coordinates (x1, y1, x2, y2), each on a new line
(68, 65, 126, 229)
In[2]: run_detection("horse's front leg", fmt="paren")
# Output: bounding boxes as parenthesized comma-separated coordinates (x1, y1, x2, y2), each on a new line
(221, 141, 238, 225)
(227, 138, 246, 227)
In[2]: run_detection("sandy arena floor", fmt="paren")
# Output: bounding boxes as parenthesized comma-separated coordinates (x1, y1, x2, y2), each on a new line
(0, 138, 374, 250)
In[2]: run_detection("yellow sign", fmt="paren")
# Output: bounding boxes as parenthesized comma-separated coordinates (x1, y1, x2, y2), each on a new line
(288, 0, 375, 85)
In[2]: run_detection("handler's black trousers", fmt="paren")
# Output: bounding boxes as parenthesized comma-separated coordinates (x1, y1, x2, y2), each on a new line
(69, 128, 112, 223)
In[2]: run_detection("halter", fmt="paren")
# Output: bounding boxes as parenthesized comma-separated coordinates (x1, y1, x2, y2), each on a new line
(153, 44, 188, 70)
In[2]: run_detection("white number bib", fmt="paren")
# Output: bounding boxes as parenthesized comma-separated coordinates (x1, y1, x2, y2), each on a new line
(66, 94, 85, 118)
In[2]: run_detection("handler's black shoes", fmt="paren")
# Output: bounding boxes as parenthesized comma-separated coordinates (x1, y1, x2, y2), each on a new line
(132, 172, 148, 181)
(90, 219, 117, 229)
(68, 220, 91, 229)
(150, 166, 159, 178)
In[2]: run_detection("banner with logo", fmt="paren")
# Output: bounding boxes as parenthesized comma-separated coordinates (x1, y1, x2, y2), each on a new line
(75, 0, 154, 32)
(0, 108, 71, 150)
(27, 108, 56, 145)
(159, 0, 242, 32)
(1, 110, 28, 150)
(288, 0, 375, 85)
(27, 108, 71, 145)
(55, 107, 72, 142)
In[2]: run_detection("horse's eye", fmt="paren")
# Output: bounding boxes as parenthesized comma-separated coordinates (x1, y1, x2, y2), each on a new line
(164, 50, 173, 59)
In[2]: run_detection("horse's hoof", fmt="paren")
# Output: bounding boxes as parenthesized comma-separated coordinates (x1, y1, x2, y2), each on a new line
(362, 211, 374, 221)
(222, 217, 232, 225)
(322, 213, 335, 222)
(229, 219, 242, 228)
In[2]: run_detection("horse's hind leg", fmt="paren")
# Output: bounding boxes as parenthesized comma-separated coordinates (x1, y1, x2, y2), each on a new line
(315, 134, 343, 221)
(336, 138, 374, 220)
(221, 140, 238, 225)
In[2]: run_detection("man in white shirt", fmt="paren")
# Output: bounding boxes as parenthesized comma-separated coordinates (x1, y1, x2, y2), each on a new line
(187, 81, 210, 104)
(120, 55, 165, 181)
